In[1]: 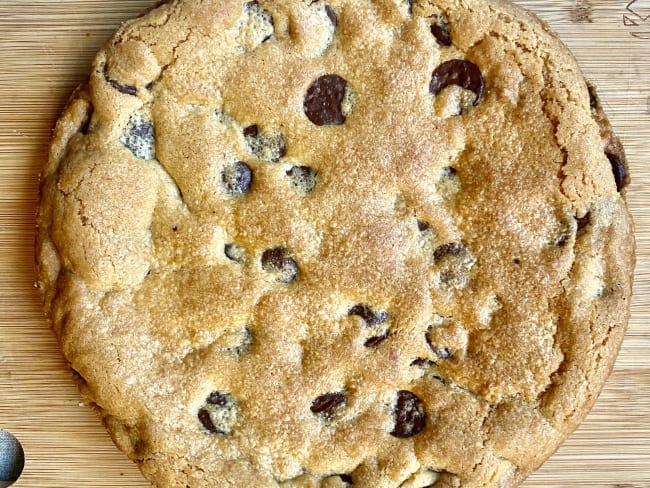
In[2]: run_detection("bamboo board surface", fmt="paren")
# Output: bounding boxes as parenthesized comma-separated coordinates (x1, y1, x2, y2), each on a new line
(0, 0, 648, 486)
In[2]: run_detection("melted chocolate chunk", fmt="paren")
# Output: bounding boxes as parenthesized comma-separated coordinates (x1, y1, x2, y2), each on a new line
(198, 391, 238, 435)
(430, 14, 452, 46)
(222, 161, 253, 196)
(304, 74, 349, 126)
(261, 247, 299, 283)
(311, 391, 346, 419)
(417, 220, 431, 232)
(390, 390, 426, 438)
(121, 114, 155, 160)
(348, 304, 388, 326)
(606, 152, 627, 192)
(430, 59, 485, 107)
(286, 165, 317, 192)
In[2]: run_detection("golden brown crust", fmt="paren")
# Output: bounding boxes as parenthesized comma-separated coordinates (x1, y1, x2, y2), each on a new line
(36, 1, 635, 487)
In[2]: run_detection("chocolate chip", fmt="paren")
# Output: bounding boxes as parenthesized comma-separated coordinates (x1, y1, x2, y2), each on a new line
(556, 233, 569, 247)
(311, 391, 346, 419)
(513, 258, 521, 265)
(576, 213, 591, 232)
(349, 304, 389, 347)
(110, 79, 137, 96)
(430, 59, 484, 107)
(410, 360, 447, 384)
(225, 243, 246, 263)
(417, 220, 431, 232)
(405, 0, 413, 15)
(548, 219, 573, 248)
(245, 127, 286, 162)
(433, 242, 475, 289)
(198, 391, 238, 435)
(104, 65, 137, 96)
(440, 166, 457, 178)
(410, 357, 436, 368)
(426, 321, 454, 360)
(432, 375, 446, 385)
(325, 4, 337, 26)
(243, 124, 259, 137)
(120, 114, 156, 160)
(229, 327, 253, 356)
(433, 242, 465, 261)
(304, 74, 349, 126)
(348, 304, 388, 326)
(198, 409, 217, 432)
(206, 391, 230, 406)
(262, 16, 274, 42)
(426, 341, 452, 360)
(430, 14, 452, 46)
(242, 1, 274, 45)
(606, 152, 627, 192)
(364, 332, 389, 348)
(222, 161, 252, 196)
(390, 390, 426, 438)
(286, 165, 317, 192)
(261, 247, 299, 283)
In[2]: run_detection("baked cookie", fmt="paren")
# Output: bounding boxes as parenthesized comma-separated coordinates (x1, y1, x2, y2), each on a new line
(36, 0, 635, 486)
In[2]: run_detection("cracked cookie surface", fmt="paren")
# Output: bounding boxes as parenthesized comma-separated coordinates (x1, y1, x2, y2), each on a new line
(36, 0, 635, 487)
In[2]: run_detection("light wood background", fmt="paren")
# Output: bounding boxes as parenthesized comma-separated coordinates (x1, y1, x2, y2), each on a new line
(0, 1, 648, 486)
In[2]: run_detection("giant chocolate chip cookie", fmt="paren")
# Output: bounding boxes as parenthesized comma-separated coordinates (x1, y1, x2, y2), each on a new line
(36, 0, 635, 486)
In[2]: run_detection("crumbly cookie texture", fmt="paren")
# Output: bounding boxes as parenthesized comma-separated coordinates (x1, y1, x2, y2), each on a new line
(36, 0, 634, 487)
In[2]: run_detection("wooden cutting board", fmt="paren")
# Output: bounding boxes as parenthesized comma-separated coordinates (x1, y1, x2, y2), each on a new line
(0, 1, 648, 486)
